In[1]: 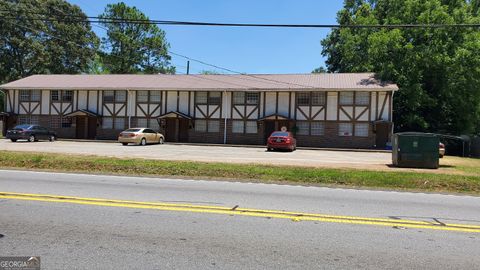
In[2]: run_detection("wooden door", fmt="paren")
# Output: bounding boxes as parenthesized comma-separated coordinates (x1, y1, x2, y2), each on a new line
(76, 116, 87, 139)
(178, 119, 189, 142)
(375, 122, 391, 149)
(165, 119, 177, 142)
(87, 116, 97, 139)
(264, 121, 276, 142)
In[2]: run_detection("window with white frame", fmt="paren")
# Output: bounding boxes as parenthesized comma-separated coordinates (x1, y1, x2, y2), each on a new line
(355, 123, 369, 137)
(196, 92, 208, 104)
(338, 123, 353, 136)
(296, 92, 310, 106)
(62, 91, 73, 102)
(208, 120, 220, 132)
(311, 122, 325, 135)
(296, 121, 309, 135)
(195, 120, 207, 132)
(17, 115, 29, 125)
(114, 117, 126, 130)
(233, 92, 245, 105)
(115, 91, 127, 103)
(103, 117, 113, 129)
(208, 92, 221, 105)
(339, 92, 354, 105)
(150, 91, 161, 103)
(137, 91, 149, 103)
(103, 91, 115, 103)
(355, 92, 370, 105)
(19, 90, 40, 102)
(245, 121, 258, 133)
(246, 92, 260, 105)
(232, 120, 244, 133)
(51, 90, 60, 102)
(312, 92, 326, 106)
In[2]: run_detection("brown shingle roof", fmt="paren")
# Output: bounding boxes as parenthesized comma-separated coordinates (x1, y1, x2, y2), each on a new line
(0, 73, 398, 91)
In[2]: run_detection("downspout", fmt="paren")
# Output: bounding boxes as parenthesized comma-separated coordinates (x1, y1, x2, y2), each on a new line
(223, 90, 227, 144)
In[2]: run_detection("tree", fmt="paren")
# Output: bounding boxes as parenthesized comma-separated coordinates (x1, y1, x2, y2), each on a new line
(199, 70, 222, 75)
(0, 0, 99, 84)
(321, 0, 480, 135)
(312, 66, 327, 73)
(99, 2, 175, 74)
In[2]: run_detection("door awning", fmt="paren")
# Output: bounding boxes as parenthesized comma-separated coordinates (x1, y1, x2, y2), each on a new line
(64, 109, 99, 117)
(158, 111, 192, 120)
(259, 114, 290, 121)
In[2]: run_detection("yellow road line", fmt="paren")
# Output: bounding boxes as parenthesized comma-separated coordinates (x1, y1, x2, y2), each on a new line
(1, 192, 479, 233)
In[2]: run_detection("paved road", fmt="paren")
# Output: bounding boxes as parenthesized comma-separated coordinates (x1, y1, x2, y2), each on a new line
(0, 170, 479, 269)
(0, 139, 391, 169)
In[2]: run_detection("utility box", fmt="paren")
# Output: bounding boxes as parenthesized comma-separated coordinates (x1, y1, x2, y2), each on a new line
(392, 132, 439, 169)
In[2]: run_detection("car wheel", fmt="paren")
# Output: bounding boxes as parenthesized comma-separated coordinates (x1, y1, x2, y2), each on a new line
(267, 147, 272, 151)
(10, 139, 17, 142)
(28, 135, 35, 142)
(48, 135, 56, 142)
(122, 143, 128, 146)
(159, 137, 164, 144)
(140, 138, 146, 146)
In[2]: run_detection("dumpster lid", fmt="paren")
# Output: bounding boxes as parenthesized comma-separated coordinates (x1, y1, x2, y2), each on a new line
(395, 132, 438, 137)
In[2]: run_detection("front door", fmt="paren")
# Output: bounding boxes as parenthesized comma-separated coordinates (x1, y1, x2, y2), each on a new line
(264, 121, 276, 142)
(76, 116, 87, 139)
(375, 122, 391, 149)
(165, 118, 177, 142)
(87, 116, 97, 139)
(178, 119, 189, 142)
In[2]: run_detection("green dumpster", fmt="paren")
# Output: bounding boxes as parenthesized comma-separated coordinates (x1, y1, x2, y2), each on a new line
(392, 132, 439, 169)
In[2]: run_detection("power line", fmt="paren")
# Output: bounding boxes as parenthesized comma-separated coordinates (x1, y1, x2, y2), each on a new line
(2, 8, 480, 29)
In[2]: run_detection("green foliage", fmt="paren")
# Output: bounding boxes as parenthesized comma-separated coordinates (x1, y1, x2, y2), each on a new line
(99, 2, 175, 74)
(321, 0, 480, 135)
(312, 66, 327, 73)
(0, 0, 99, 84)
(200, 70, 222, 75)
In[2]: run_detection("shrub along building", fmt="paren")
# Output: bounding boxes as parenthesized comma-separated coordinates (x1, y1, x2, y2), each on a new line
(0, 73, 398, 148)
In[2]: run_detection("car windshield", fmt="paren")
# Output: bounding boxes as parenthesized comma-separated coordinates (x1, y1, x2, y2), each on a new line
(13, 124, 32, 130)
(271, 132, 289, 137)
(124, 129, 142, 132)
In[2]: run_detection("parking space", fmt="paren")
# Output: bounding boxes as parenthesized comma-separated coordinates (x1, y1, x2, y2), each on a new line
(0, 139, 393, 169)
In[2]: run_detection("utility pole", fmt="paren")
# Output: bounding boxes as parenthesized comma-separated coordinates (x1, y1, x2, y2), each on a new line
(186, 61, 190, 75)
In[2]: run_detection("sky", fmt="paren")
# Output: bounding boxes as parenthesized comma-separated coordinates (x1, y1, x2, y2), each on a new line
(67, 0, 344, 74)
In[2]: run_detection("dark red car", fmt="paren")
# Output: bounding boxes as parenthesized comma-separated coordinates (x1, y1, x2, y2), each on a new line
(267, 131, 297, 152)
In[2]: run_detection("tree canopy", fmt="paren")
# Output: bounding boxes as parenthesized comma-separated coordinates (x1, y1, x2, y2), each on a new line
(0, 0, 99, 84)
(321, 0, 480, 135)
(99, 2, 175, 74)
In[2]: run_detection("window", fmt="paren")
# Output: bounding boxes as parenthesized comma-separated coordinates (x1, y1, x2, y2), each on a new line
(208, 92, 221, 105)
(149, 119, 159, 131)
(246, 93, 259, 105)
(103, 117, 113, 129)
(114, 117, 126, 130)
(150, 91, 161, 103)
(62, 91, 73, 102)
(312, 92, 326, 106)
(297, 92, 310, 106)
(103, 91, 115, 103)
(19, 90, 40, 102)
(61, 117, 72, 128)
(208, 120, 220, 132)
(355, 123, 369, 137)
(296, 121, 309, 135)
(115, 91, 127, 103)
(137, 91, 149, 103)
(18, 115, 29, 125)
(50, 116, 61, 129)
(311, 122, 325, 136)
(245, 121, 257, 133)
(137, 118, 148, 127)
(51, 91, 60, 102)
(233, 92, 244, 105)
(137, 91, 161, 103)
(196, 92, 208, 104)
(232, 120, 244, 133)
(339, 92, 354, 105)
(339, 123, 353, 136)
(355, 92, 370, 105)
(19, 90, 30, 102)
(195, 120, 207, 132)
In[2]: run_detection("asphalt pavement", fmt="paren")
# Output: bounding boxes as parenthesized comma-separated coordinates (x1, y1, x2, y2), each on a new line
(0, 170, 479, 269)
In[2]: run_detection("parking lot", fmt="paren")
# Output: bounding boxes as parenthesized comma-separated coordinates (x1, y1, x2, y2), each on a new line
(0, 139, 395, 169)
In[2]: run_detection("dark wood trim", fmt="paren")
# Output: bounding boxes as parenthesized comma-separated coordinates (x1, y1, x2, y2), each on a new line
(378, 92, 388, 120)
(188, 91, 191, 116)
(75, 91, 79, 111)
(336, 92, 340, 121)
(368, 92, 372, 122)
(262, 92, 266, 117)
(375, 92, 379, 120)
(288, 91, 292, 119)
(311, 107, 325, 120)
(193, 92, 196, 119)
(388, 92, 392, 121)
(233, 106, 242, 119)
(340, 107, 353, 121)
(176, 91, 180, 112)
(209, 106, 220, 118)
(86, 90, 90, 112)
(275, 92, 279, 115)
(324, 92, 328, 121)
(355, 107, 369, 121)
(297, 106, 309, 120)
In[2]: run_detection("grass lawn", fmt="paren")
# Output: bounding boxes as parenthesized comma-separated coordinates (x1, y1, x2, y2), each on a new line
(0, 150, 479, 194)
